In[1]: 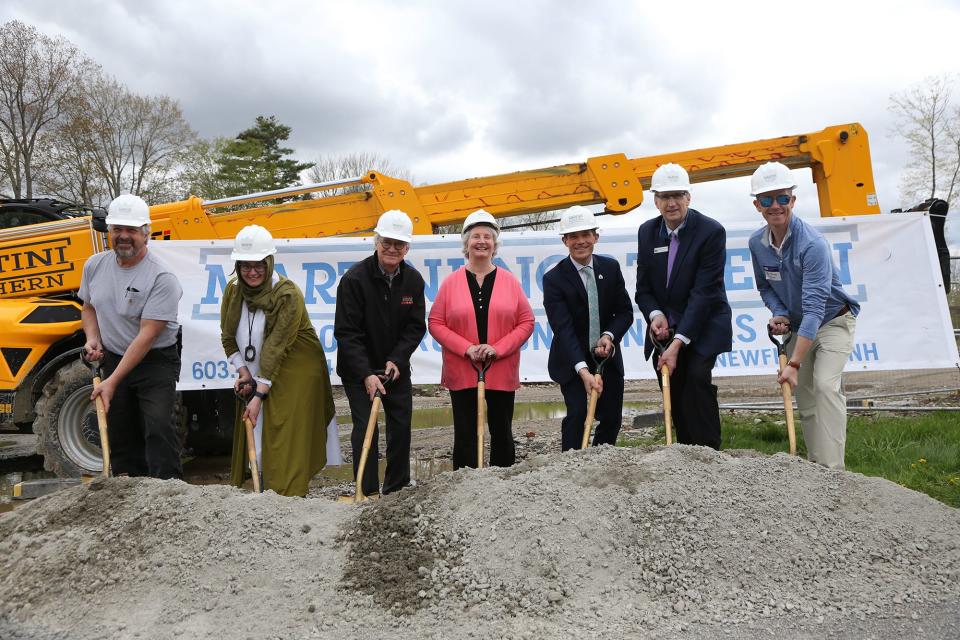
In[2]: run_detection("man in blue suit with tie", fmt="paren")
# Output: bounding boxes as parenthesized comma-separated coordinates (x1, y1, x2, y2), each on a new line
(543, 206, 634, 451)
(635, 163, 732, 449)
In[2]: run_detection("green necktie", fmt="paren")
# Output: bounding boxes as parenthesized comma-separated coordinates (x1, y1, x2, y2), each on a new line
(583, 265, 600, 348)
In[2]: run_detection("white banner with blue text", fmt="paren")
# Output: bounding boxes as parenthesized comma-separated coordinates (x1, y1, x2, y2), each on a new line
(151, 213, 959, 390)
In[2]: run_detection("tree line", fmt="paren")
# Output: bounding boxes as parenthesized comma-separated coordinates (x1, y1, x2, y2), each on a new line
(0, 20, 409, 207)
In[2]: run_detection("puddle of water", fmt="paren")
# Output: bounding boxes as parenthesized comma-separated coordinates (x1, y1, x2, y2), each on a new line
(0, 470, 57, 513)
(336, 400, 655, 431)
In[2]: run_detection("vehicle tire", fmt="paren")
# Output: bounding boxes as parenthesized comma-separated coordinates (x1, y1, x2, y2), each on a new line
(33, 360, 102, 477)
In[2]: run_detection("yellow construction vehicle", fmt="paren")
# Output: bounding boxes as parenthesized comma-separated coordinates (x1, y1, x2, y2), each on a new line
(0, 122, 879, 476)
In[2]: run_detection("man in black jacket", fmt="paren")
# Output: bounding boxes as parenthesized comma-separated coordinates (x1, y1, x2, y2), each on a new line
(334, 210, 426, 495)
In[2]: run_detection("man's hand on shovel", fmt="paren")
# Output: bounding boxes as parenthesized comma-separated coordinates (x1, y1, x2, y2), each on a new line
(90, 377, 117, 414)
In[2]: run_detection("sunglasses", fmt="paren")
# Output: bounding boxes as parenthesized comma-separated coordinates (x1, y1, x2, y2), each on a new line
(757, 194, 792, 207)
(239, 263, 267, 273)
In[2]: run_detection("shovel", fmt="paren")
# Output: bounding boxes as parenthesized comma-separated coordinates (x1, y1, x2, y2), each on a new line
(581, 344, 616, 450)
(243, 416, 263, 493)
(82, 354, 111, 478)
(648, 326, 675, 446)
(472, 357, 493, 469)
(236, 380, 263, 493)
(767, 325, 798, 456)
(340, 371, 389, 504)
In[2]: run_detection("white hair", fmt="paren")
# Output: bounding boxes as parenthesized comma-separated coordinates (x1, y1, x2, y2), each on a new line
(461, 224, 502, 258)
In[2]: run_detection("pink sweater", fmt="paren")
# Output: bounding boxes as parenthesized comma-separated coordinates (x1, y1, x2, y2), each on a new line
(428, 267, 535, 391)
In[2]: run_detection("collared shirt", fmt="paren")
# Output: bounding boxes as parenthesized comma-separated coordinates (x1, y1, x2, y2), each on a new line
(648, 218, 691, 346)
(749, 214, 859, 340)
(378, 261, 399, 287)
(568, 256, 614, 374)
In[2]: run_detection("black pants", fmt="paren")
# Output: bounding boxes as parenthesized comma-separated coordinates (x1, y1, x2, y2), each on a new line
(102, 346, 182, 479)
(560, 371, 624, 451)
(652, 349, 721, 449)
(344, 378, 412, 495)
(450, 388, 515, 470)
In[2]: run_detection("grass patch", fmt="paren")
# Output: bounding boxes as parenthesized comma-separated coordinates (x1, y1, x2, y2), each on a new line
(621, 411, 960, 508)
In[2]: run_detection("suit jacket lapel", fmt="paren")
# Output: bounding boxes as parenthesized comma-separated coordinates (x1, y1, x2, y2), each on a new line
(561, 257, 588, 303)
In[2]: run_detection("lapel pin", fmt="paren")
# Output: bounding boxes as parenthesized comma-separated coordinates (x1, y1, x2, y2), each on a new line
(598, 274, 604, 280)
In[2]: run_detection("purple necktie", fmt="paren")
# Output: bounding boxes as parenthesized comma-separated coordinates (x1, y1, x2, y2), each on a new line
(666, 232, 679, 286)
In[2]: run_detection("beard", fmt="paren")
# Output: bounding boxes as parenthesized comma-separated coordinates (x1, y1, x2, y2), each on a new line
(114, 242, 137, 258)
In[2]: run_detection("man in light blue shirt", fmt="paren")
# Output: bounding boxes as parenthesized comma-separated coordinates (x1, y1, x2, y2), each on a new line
(748, 162, 859, 469)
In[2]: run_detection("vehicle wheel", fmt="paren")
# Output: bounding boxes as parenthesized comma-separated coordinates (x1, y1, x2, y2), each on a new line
(33, 360, 102, 476)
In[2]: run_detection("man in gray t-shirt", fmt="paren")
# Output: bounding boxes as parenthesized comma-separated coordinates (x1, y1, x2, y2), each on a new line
(78, 194, 184, 479)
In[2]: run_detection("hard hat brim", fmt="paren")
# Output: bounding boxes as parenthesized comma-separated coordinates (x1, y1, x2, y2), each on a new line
(559, 224, 599, 235)
(230, 248, 277, 261)
(105, 216, 149, 227)
(375, 230, 413, 243)
(750, 183, 797, 197)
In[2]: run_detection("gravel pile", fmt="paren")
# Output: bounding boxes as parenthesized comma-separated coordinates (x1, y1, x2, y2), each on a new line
(1, 445, 958, 639)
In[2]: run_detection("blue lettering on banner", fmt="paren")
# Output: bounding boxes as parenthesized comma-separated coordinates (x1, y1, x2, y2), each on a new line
(423, 259, 443, 302)
(833, 242, 852, 285)
(735, 314, 756, 342)
(318, 324, 337, 352)
(715, 347, 779, 369)
(200, 264, 227, 304)
(621, 319, 647, 349)
(724, 248, 754, 291)
(849, 342, 879, 362)
(303, 262, 337, 304)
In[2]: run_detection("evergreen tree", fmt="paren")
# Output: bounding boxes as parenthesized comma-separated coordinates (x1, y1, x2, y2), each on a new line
(214, 115, 313, 197)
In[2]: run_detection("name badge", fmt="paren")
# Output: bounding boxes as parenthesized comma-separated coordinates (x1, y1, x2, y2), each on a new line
(763, 266, 782, 281)
(653, 246, 669, 254)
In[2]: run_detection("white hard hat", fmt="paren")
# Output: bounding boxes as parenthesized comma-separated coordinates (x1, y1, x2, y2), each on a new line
(750, 162, 797, 196)
(462, 209, 499, 233)
(231, 224, 277, 261)
(650, 163, 691, 193)
(374, 209, 413, 243)
(105, 194, 151, 227)
(558, 205, 599, 235)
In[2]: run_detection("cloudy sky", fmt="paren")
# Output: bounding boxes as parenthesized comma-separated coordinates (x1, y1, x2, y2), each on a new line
(4, 0, 960, 232)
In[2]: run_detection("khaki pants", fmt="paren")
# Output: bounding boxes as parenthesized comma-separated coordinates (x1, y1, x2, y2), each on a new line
(787, 312, 857, 470)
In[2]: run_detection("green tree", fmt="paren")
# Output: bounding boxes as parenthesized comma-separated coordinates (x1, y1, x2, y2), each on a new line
(214, 115, 313, 197)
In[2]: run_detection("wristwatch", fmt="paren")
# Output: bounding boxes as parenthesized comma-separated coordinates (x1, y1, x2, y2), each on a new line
(253, 390, 268, 400)
(786, 360, 801, 370)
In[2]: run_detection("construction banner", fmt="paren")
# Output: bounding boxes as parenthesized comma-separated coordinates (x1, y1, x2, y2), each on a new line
(151, 213, 959, 390)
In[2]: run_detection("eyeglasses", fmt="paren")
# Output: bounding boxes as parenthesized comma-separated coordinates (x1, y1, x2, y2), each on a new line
(757, 194, 792, 208)
(239, 263, 267, 273)
(377, 238, 408, 251)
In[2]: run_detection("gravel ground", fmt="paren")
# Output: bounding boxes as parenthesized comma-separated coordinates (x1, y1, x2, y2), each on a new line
(1, 445, 958, 639)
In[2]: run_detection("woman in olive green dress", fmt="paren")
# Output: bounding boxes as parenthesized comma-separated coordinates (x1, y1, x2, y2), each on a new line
(220, 225, 338, 497)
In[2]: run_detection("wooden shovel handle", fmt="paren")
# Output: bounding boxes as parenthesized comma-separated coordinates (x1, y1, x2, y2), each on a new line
(354, 395, 382, 501)
(92, 376, 110, 478)
(243, 417, 262, 493)
(778, 354, 798, 455)
(581, 374, 601, 450)
(476, 381, 486, 469)
(660, 365, 673, 445)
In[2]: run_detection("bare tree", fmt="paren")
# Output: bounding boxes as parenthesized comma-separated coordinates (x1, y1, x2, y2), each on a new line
(0, 20, 95, 198)
(306, 151, 413, 196)
(889, 75, 959, 207)
(56, 74, 196, 203)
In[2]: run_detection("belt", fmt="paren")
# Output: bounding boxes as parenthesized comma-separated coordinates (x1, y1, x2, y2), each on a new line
(832, 304, 850, 321)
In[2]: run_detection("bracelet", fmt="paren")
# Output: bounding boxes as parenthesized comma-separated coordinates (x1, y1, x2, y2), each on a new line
(253, 390, 267, 400)
(786, 360, 801, 370)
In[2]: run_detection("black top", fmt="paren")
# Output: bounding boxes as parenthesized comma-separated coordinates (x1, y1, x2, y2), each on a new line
(466, 268, 497, 344)
(333, 253, 427, 382)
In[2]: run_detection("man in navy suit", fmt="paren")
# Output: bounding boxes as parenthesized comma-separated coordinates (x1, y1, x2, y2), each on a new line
(544, 206, 634, 451)
(635, 163, 732, 449)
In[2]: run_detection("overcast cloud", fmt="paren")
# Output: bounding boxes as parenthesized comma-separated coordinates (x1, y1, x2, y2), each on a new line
(3, 0, 960, 230)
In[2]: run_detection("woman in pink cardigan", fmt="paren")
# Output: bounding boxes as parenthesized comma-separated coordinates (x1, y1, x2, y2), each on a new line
(428, 210, 535, 469)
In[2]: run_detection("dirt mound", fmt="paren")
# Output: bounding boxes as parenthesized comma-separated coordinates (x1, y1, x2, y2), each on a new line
(2, 446, 959, 639)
